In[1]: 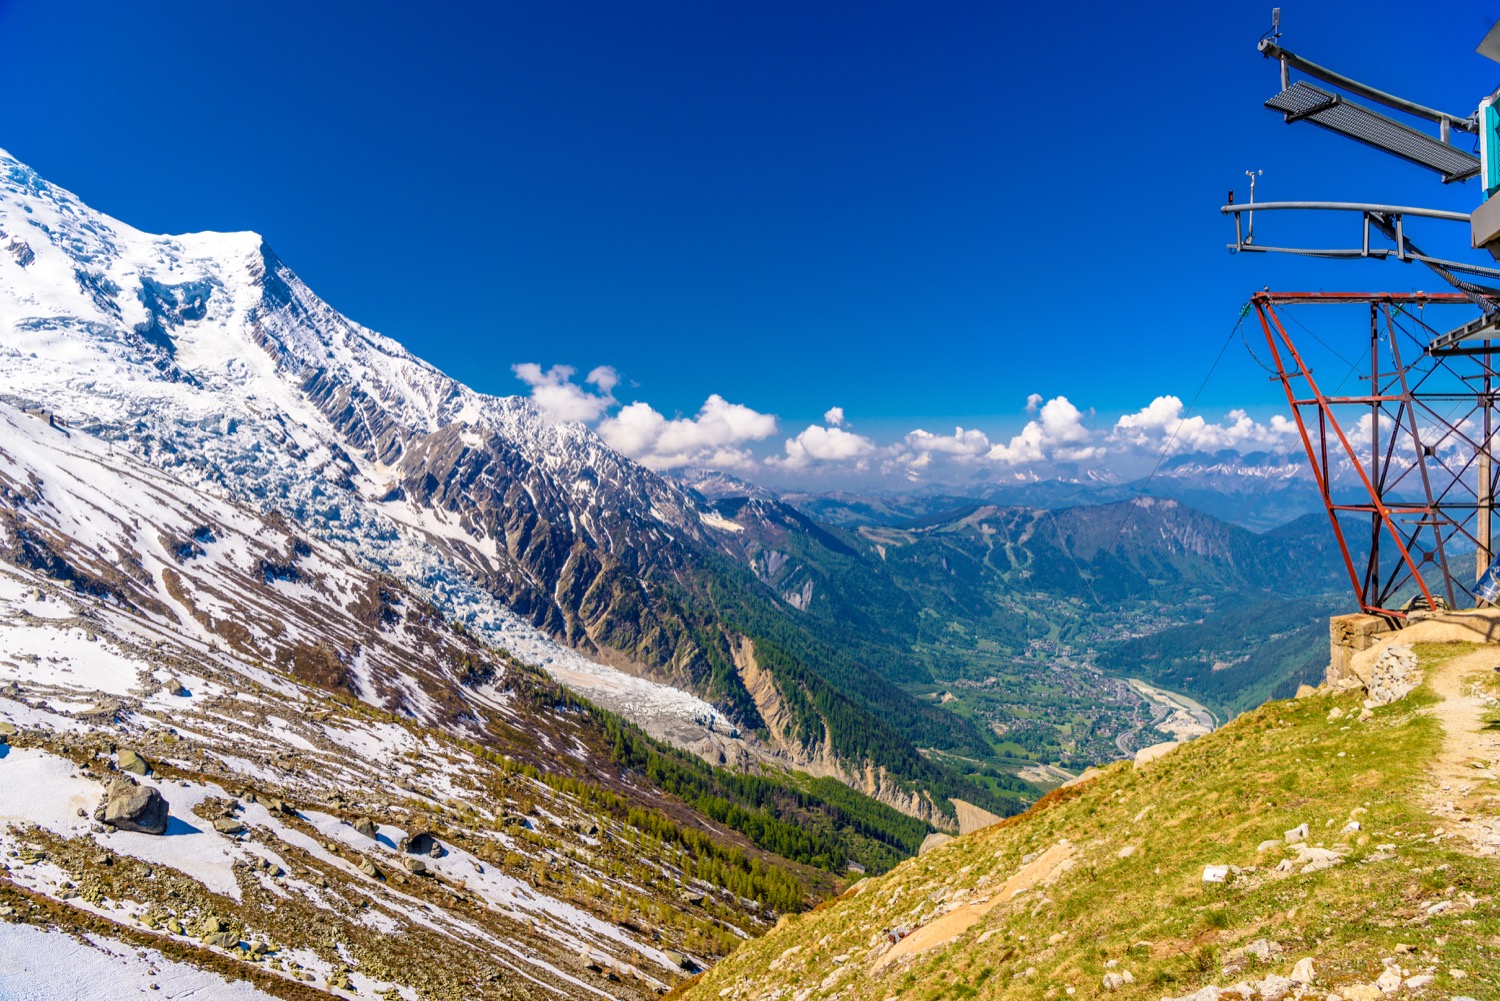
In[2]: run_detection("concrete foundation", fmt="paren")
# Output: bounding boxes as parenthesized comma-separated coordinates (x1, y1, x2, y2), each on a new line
(1329, 607, 1500, 686)
(1328, 613, 1397, 684)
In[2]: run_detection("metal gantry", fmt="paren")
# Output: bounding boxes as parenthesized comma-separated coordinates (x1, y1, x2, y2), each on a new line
(1253, 292, 1500, 617)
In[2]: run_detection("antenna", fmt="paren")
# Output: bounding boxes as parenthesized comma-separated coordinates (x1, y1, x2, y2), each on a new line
(1271, 8, 1281, 44)
(1243, 170, 1262, 243)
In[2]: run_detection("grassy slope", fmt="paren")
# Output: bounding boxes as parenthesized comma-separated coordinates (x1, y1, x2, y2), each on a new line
(675, 643, 1499, 1001)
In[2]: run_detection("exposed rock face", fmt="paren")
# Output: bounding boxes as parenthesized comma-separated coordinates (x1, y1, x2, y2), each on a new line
(101, 777, 169, 835)
(951, 799, 1003, 836)
(917, 833, 954, 856)
(729, 636, 953, 826)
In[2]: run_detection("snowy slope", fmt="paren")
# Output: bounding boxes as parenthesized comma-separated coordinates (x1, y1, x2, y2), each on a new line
(0, 400, 798, 999)
(0, 148, 743, 755)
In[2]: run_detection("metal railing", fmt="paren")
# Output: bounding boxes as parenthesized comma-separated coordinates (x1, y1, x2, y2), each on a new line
(1220, 200, 1500, 281)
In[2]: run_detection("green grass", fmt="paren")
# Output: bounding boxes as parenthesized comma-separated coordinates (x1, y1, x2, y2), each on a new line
(676, 642, 1500, 1000)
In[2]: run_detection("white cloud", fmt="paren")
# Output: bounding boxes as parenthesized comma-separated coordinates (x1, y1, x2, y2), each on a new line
(1111, 396, 1296, 454)
(512, 363, 617, 423)
(596, 394, 777, 471)
(586, 365, 620, 394)
(773, 423, 878, 469)
(824, 406, 846, 427)
(904, 426, 991, 461)
(987, 395, 1099, 464)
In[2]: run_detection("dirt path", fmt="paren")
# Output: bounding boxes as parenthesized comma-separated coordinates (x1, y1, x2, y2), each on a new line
(869, 839, 1075, 973)
(1422, 646, 1500, 857)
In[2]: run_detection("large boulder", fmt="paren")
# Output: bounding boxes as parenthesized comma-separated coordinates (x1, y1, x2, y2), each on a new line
(102, 777, 169, 835)
(1134, 741, 1179, 767)
(402, 831, 445, 858)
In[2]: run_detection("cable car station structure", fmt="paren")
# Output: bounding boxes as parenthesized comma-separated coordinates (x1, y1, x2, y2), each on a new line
(1222, 12, 1500, 620)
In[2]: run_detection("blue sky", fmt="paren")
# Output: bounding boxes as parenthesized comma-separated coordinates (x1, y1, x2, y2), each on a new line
(2, 1, 1498, 484)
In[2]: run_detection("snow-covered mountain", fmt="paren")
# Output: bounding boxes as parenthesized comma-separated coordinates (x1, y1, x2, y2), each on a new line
(0, 399, 816, 998)
(0, 147, 757, 758)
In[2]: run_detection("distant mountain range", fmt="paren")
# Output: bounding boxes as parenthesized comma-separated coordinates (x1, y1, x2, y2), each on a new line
(783, 450, 1321, 534)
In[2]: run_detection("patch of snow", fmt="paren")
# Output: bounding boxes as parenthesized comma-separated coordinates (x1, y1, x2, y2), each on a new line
(0, 924, 283, 1000)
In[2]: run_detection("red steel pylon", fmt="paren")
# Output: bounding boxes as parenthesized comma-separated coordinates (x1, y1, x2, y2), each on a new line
(1253, 291, 1500, 617)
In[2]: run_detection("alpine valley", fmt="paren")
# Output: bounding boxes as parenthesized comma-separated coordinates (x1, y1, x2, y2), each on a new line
(0, 148, 1351, 998)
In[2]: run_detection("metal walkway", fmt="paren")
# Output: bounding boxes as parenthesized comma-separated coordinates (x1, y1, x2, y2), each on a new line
(1266, 81, 1480, 184)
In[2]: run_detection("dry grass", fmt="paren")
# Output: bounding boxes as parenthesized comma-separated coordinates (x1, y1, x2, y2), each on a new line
(681, 643, 1500, 1000)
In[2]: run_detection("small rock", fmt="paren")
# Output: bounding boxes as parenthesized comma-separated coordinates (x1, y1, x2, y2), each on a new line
(1255, 975, 1294, 1001)
(1202, 864, 1229, 883)
(1403, 974, 1433, 990)
(1295, 684, 1317, 699)
(1256, 839, 1282, 852)
(1359, 708, 1374, 722)
(1374, 966, 1402, 993)
(358, 857, 383, 880)
(1289, 957, 1314, 984)
(1284, 823, 1309, 844)
(212, 817, 246, 836)
(404, 857, 428, 875)
(116, 749, 150, 776)
(353, 817, 378, 839)
(161, 679, 187, 697)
